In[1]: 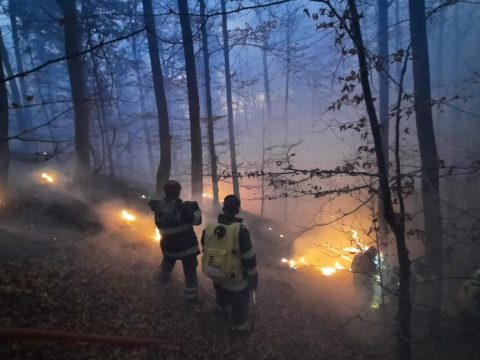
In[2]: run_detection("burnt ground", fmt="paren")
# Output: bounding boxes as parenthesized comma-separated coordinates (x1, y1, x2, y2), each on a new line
(0, 186, 478, 360)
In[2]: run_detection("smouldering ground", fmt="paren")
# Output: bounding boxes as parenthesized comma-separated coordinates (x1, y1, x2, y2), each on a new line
(0, 188, 382, 360)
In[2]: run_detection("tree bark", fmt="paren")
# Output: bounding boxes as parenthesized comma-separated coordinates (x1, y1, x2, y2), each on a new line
(346, 1, 412, 358)
(178, 0, 203, 200)
(408, 0, 443, 317)
(200, 0, 219, 207)
(0, 32, 9, 193)
(142, 0, 171, 196)
(57, 0, 91, 188)
(8, 0, 35, 152)
(131, 38, 155, 178)
(220, 0, 240, 199)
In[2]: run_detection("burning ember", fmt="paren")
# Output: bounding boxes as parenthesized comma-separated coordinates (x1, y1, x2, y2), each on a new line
(320, 267, 336, 276)
(41, 172, 54, 183)
(121, 210, 136, 222)
(202, 193, 213, 199)
(281, 258, 297, 270)
(155, 228, 161, 241)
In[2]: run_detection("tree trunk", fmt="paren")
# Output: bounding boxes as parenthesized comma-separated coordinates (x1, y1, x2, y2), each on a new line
(200, 0, 219, 208)
(8, 0, 35, 152)
(0, 34, 28, 137)
(408, 0, 443, 318)
(57, 0, 91, 188)
(178, 0, 203, 200)
(0, 35, 9, 193)
(377, 0, 390, 245)
(131, 38, 155, 178)
(346, 1, 412, 358)
(142, 0, 171, 196)
(220, 0, 240, 198)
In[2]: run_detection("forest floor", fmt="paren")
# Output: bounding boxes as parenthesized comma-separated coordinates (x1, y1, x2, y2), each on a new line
(0, 178, 478, 360)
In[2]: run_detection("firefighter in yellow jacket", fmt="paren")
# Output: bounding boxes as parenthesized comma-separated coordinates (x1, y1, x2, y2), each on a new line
(201, 195, 258, 334)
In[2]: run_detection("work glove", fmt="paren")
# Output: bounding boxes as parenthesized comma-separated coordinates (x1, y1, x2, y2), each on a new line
(247, 273, 258, 291)
(148, 200, 161, 211)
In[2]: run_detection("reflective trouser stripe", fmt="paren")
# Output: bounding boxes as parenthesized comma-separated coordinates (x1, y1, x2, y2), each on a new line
(216, 281, 248, 291)
(193, 211, 201, 225)
(241, 248, 256, 260)
(162, 246, 199, 258)
(232, 321, 249, 331)
(185, 286, 198, 298)
(160, 224, 191, 236)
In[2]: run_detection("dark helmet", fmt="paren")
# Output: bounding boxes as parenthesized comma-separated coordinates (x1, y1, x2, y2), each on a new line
(163, 180, 181, 197)
(223, 194, 241, 215)
(366, 246, 378, 256)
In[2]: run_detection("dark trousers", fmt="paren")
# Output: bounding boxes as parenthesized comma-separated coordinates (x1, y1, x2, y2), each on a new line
(161, 255, 198, 300)
(214, 284, 250, 330)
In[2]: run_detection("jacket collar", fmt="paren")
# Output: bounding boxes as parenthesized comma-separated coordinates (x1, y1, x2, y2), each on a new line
(218, 213, 243, 225)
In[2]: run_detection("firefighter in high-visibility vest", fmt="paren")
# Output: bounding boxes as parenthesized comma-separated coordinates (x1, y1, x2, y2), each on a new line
(455, 269, 480, 328)
(201, 195, 258, 334)
(149, 180, 202, 303)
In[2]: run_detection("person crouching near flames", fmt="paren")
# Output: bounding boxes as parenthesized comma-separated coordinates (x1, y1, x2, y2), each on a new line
(201, 195, 258, 334)
(149, 180, 202, 304)
(351, 246, 378, 308)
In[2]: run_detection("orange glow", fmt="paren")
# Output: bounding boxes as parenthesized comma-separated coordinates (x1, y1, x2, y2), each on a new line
(155, 228, 161, 241)
(41, 172, 54, 183)
(320, 267, 336, 276)
(343, 247, 361, 254)
(121, 210, 136, 222)
(335, 262, 344, 270)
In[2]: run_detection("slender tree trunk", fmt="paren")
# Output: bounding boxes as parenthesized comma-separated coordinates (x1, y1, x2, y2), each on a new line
(142, 0, 171, 196)
(408, 0, 443, 318)
(260, 105, 266, 219)
(178, 0, 203, 200)
(346, 1, 412, 358)
(377, 0, 390, 244)
(131, 39, 155, 177)
(57, 0, 91, 187)
(0, 34, 28, 138)
(0, 38, 9, 194)
(8, 0, 35, 152)
(283, 14, 292, 222)
(200, 0, 219, 208)
(221, 0, 240, 198)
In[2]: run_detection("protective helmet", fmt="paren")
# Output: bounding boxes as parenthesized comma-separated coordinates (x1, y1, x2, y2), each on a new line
(366, 246, 378, 256)
(472, 269, 480, 286)
(223, 194, 241, 215)
(163, 180, 181, 197)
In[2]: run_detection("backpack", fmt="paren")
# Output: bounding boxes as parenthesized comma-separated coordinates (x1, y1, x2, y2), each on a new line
(202, 222, 243, 283)
(151, 199, 183, 229)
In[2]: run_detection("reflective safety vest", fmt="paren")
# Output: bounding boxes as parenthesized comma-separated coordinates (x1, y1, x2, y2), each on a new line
(202, 222, 243, 285)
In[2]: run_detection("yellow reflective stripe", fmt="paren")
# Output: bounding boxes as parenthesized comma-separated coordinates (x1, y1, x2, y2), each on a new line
(241, 248, 256, 260)
(162, 246, 199, 258)
(193, 210, 201, 225)
(232, 321, 249, 331)
(160, 224, 191, 235)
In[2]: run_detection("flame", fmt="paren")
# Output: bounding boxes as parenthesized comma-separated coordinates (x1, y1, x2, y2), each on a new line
(155, 228, 161, 241)
(41, 172, 54, 183)
(320, 267, 336, 276)
(343, 247, 361, 254)
(351, 230, 359, 241)
(121, 210, 136, 222)
(335, 261, 344, 270)
(281, 258, 297, 269)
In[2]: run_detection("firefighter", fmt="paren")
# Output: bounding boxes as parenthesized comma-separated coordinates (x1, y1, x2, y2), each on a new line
(148, 180, 202, 303)
(351, 246, 378, 308)
(201, 195, 258, 334)
(455, 269, 480, 328)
